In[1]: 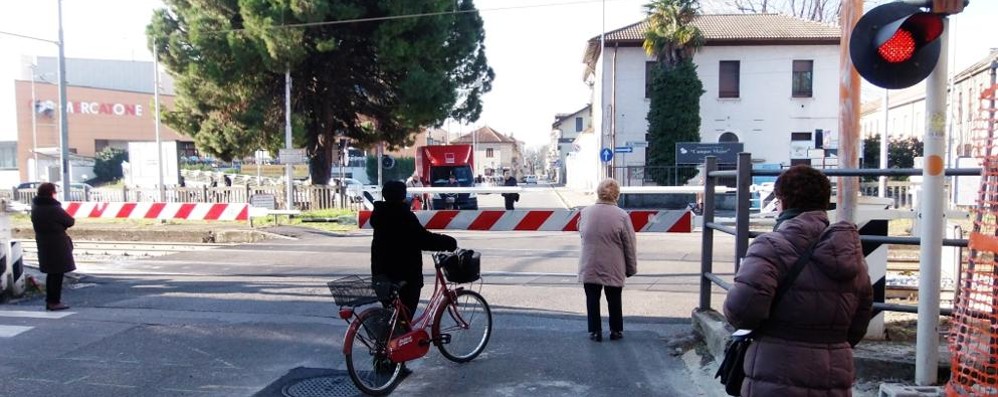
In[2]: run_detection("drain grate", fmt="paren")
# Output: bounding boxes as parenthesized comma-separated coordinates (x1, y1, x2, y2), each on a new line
(281, 375, 358, 397)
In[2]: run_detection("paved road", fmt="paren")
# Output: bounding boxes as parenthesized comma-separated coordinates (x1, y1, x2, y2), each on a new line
(0, 229, 737, 396)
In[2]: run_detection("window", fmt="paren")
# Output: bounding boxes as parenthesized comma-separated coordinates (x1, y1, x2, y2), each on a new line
(575, 117, 583, 132)
(791, 132, 812, 141)
(645, 61, 656, 98)
(719, 61, 740, 98)
(791, 159, 811, 166)
(486, 148, 494, 158)
(0, 142, 16, 169)
(792, 60, 813, 98)
(719, 132, 739, 143)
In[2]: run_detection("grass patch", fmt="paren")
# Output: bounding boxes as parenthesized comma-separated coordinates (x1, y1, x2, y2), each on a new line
(249, 208, 358, 232)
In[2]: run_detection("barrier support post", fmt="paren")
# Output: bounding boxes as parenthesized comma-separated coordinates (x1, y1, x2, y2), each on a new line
(699, 156, 718, 310)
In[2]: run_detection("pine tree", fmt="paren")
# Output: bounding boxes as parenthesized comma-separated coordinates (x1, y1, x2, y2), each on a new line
(148, 0, 493, 184)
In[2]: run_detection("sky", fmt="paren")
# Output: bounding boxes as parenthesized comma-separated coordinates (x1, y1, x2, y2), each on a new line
(1, 0, 995, 150)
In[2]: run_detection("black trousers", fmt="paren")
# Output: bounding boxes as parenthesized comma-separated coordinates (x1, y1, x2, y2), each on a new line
(584, 283, 623, 333)
(397, 284, 422, 322)
(46, 273, 64, 304)
(503, 195, 515, 210)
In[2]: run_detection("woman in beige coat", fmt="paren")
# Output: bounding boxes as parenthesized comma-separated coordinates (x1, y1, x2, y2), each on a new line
(578, 178, 637, 342)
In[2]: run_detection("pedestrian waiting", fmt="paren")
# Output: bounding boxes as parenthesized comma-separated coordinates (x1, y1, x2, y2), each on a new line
(577, 178, 637, 342)
(30, 182, 76, 311)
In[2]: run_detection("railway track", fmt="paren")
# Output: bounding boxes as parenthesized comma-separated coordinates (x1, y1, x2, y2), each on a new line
(18, 241, 228, 260)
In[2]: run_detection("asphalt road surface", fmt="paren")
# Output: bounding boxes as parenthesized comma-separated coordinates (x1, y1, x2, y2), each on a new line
(0, 229, 737, 396)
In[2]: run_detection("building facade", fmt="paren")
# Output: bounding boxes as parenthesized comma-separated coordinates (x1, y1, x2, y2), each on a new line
(549, 105, 591, 184)
(452, 126, 523, 179)
(573, 14, 841, 188)
(4, 56, 192, 188)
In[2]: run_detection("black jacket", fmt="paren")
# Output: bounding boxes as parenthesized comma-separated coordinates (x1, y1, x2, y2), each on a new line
(370, 201, 456, 286)
(30, 196, 76, 274)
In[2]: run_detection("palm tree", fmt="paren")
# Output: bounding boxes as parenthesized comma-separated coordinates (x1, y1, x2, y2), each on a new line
(643, 0, 704, 69)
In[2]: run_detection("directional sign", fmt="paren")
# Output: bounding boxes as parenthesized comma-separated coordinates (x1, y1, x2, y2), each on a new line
(600, 148, 613, 163)
(614, 146, 633, 153)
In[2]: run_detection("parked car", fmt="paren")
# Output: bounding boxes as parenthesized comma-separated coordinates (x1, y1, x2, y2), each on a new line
(523, 175, 538, 184)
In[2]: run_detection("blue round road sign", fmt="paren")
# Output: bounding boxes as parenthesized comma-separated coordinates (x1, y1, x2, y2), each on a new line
(600, 148, 613, 163)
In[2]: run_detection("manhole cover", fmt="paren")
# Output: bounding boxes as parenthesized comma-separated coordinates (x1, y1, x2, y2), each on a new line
(282, 375, 358, 397)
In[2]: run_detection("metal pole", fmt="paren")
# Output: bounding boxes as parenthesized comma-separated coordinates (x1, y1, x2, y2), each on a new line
(284, 70, 293, 211)
(30, 66, 38, 181)
(153, 43, 165, 202)
(837, 0, 863, 223)
(699, 156, 717, 310)
(377, 142, 384, 188)
(915, 18, 949, 386)
(879, 89, 889, 198)
(735, 152, 751, 272)
(56, 0, 70, 201)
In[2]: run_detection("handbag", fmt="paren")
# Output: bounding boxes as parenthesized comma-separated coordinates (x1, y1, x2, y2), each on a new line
(714, 235, 821, 396)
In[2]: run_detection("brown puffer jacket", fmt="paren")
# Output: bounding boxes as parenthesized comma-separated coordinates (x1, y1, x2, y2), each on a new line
(723, 211, 873, 397)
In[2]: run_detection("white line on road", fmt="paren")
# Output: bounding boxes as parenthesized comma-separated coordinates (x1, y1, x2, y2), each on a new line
(0, 310, 76, 319)
(0, 325, 33, 337)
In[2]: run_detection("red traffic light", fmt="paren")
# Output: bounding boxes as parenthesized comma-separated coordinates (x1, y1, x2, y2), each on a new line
(850, 3, 944, 89)
(878, 29, 916, 63)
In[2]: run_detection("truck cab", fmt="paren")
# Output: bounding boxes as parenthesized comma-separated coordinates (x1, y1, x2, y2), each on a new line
(416, 145, 478, 210)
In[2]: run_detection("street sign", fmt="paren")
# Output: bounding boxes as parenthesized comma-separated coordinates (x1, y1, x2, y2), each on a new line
(675, 142, 743, 165)
(600, 148, 613, 163)
(628, 141, 649, 148)
(614, 146, 633, 153)
(381, 155, 395, 169)
(279, 148, 307, 164)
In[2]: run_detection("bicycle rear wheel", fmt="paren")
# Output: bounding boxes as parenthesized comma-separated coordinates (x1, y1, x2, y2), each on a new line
(345, 308, 402, 395)
(433, 289, 492, 363)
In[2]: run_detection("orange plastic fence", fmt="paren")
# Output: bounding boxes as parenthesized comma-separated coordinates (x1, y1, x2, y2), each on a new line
(948, 83, 998, 396)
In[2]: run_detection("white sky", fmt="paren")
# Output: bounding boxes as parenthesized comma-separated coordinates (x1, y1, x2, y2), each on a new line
(1, 0, 994, 149)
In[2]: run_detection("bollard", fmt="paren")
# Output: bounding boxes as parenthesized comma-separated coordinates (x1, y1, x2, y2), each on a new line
(0, 199, 25, 300)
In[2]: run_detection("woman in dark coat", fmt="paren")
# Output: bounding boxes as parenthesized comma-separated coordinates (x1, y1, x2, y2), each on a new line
(30, 183, 76, 311)
(723, 165, 873, 396)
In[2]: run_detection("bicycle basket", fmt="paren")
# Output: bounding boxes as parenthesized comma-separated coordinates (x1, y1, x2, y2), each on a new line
(440, 249, 481, 283)
(327, 275, 380, 307)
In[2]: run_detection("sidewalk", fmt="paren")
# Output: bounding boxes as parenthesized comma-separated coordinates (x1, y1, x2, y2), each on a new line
(552, 186, 595, 209)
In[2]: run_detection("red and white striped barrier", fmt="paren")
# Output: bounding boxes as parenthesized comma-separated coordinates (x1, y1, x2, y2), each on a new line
(358, 209, 692, 233)
(62, 202, 249, 221)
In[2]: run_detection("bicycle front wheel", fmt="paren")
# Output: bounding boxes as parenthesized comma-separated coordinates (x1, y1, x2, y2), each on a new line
(433, 289, 492, 363)
(345, 308, 402, 396)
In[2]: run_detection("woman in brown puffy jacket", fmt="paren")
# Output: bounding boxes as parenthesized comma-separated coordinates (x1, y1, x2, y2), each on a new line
(723, 165, 873, 396)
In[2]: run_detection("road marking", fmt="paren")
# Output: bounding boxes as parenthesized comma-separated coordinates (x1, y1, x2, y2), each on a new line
(0, 310, 76, 319)
(0, 325, 33, 337)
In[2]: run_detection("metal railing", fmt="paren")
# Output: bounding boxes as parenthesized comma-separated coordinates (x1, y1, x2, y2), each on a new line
(698, 153, 981, 316)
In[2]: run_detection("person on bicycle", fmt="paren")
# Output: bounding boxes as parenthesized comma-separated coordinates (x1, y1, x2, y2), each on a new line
(370, 180, 457, 319)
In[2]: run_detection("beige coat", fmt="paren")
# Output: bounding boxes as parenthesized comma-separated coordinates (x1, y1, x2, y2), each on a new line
(577, 202, 637, 287)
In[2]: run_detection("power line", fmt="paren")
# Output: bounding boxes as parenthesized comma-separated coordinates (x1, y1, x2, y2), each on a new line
(201, 0, 641, 34)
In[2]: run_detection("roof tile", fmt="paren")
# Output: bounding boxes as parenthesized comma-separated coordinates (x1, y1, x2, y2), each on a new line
(599, 13, 840, 43)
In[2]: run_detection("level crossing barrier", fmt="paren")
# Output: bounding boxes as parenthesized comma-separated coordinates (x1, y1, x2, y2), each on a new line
(61, 201, 249, 221)
(358, 209, 693, 232)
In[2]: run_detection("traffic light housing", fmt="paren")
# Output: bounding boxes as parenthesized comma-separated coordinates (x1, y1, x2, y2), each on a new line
(850, 2, 944, 89)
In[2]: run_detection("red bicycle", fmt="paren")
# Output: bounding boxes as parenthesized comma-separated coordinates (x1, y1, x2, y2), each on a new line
(328, 250, 492, 395)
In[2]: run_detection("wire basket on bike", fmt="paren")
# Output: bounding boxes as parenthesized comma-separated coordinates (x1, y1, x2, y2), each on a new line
(327, 275, 381, 307)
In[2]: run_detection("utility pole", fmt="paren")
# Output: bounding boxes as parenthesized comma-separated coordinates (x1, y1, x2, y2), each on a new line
(879, 89, 889, 198)
(56, 0, 70, 201)
(284, 70, 293, 211)
(837, 0, 863, 223)
(153, 43, 165, 202)
(915, 17, 949, 387)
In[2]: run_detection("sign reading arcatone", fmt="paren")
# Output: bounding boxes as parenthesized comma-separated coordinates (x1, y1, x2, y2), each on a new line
(34, 100, 143, 117)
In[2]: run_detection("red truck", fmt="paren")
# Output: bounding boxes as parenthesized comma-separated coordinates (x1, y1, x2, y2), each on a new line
(415, 144, 478, 210)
